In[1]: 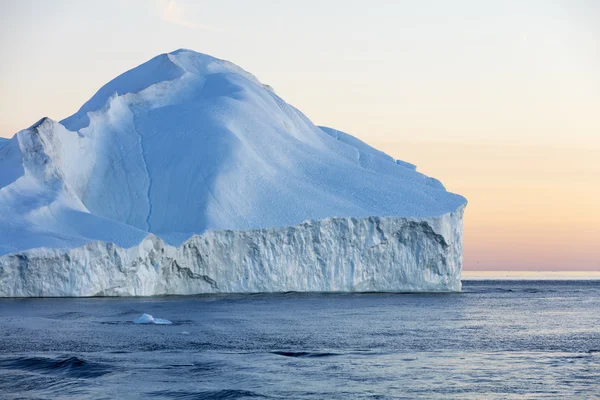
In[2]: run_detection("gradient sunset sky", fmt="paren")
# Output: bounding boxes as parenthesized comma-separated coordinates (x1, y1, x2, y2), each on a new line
(1, 0, 598, 271)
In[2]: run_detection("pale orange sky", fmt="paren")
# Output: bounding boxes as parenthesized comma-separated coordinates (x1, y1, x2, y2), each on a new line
(377, 142, 600, 271)
(1, 0, 599, 271)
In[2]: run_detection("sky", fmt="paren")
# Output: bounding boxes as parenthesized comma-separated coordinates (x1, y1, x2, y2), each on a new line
(0, 0, 598, 271)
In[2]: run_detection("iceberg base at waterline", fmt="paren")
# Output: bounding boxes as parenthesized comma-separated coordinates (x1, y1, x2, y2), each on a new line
(0, 206, 464, 297)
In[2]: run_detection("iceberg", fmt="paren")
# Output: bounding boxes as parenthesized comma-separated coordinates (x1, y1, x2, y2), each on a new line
(0, 49, 466, 297)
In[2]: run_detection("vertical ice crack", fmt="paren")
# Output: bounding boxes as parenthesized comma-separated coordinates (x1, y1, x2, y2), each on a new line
(132, 123, 153, 231)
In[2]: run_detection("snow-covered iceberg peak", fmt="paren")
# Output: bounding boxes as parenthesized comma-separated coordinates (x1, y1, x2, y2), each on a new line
(61, 50, 264, 132)
(0, 49, 467, 296)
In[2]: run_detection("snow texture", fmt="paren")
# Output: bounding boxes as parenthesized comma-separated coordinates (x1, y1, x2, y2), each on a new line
(0, 49, 467, 296)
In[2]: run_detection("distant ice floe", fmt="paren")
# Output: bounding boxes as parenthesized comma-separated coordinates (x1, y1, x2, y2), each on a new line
(133, 313, 173, 325)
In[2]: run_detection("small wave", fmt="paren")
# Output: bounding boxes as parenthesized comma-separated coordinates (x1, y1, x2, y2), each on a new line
(175, 319, 196, 325)
(45, 311, 89, 320)
(0, 356, 112, 379)
(463, 287, 515, 294)
(271, 351, 340, 358)
(149, 389, 267, 399)
(0, 373, 80, 396)
(521, 288, 548, 293)
(190, 361, 220, 373)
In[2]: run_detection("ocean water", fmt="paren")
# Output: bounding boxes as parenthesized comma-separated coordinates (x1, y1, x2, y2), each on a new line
(0, 281, 599, 399)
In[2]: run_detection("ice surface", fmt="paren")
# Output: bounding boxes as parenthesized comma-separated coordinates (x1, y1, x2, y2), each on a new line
(153, 318, 173, 325)
(133, 314, 154, 324)
(320, 126, 417, 172)
(0, 49, 467, 296)
(133, 314, 173, 325)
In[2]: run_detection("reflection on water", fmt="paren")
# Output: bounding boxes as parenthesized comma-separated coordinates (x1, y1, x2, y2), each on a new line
(0, 281, 599, 399)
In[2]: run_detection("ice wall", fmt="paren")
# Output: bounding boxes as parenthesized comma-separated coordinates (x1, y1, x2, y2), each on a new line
(0, 206, 464, 297)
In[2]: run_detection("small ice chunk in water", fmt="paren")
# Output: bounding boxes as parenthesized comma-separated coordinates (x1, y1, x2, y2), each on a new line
(133, 313, 154, 324)
(133, 313, 172, 325)
(153, 318, 173, 325)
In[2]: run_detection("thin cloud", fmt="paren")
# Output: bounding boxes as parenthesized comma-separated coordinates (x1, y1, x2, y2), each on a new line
(157, 0, 219, 31)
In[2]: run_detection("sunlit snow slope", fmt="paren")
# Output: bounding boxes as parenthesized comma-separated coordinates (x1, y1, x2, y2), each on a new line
(0, 50, 466, 296)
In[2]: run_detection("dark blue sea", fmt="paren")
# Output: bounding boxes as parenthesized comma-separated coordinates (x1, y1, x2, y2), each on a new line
(1, 281, 599, 399)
